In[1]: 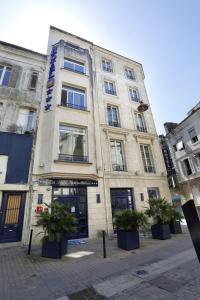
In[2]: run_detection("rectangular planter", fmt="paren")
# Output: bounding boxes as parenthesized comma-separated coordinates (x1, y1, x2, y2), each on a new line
(170, 221, 182, 234)
(42, 238, 68, 259)
(117, 229, 140, 250)
(151, 224, 171, 240)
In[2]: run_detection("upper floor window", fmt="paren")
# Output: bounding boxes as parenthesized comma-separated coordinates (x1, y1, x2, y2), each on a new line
(188, 128, 198, 144)
(125, 68, 135, 80)
(182, 158, 192, 176)
(110, 140, 126, 171)
(147, 187, 160, 199)
(129, 88, 140, 102)
(64, 58, 85, 74)
(104, 80, 116, 95)
(17, 108, 36, 133)
(140, 144, 155, 173)
(107, 105, 120, 127)
(134, 112, 147, 132)
(102, 59, 113, 72)
(61, 86, 86, 110)
(175, 139, 185, 151)
(29, 71, 38, 90)
(59, 124, 88, 162)
(0, 65, 11, 87)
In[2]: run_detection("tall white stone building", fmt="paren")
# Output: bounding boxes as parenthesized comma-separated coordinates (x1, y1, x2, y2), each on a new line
(31, 26, 170, 241)
(164, 102, 200, 214)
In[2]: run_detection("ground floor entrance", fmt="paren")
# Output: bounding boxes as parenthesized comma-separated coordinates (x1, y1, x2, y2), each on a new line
(52, 186, 88, 239)
(0, 192, 26, 243)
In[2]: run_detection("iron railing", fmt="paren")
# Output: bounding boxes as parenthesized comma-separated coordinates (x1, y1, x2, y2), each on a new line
(137, 125, 147, 132)
(112, 164, 127, 172)
(58, 154, 88, 163)
(108, 120, 121, 127)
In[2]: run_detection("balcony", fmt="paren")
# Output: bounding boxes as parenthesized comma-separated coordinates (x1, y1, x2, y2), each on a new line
(144, 165, 156, 173)
(58, 154, 89, 163)
(63, 102, 87, 111)
(112, 164, 127, 172)
(108, 120, 121, 127)
(105, 89, 116, 96)
(137, 125, 147, 133)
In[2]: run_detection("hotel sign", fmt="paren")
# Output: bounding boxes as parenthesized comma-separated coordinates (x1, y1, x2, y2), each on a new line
(38, 178, 98, 187)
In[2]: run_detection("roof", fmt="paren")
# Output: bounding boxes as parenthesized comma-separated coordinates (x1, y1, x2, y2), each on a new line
(0, 40, 46, 58)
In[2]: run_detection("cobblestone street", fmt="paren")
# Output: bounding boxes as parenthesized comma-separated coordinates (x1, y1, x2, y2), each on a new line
(0, 230, 200, 299)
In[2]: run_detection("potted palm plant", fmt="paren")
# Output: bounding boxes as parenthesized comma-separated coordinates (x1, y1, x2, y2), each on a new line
(145, 198, 171, 240)
(169, 208, 182, 234)
(36, 202, 77, 258)
(114, 209, 148, 250)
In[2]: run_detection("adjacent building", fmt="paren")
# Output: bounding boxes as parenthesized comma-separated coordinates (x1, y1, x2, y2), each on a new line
(31, 26, 170, 242)
(0, 41, 46, 243)
(164, 102, 200, 214)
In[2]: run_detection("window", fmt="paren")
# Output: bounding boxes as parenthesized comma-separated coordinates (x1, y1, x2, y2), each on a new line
(17, 108, 36, 133)
(129, 88, 140, 102)
(147, 188, 160, 199)
(182, 158, 192, 176)
(134, 112, 147, 132)
(0, 102, 3, 120)
(110, 140, 126, 171)
(64, 58, 85, 74)
(102, 59, 112, 72)
(59, 125, 88, 162)
(104, 81, 116, 95)
(176, 139, 185, 151)
(125, 68, 135, 80)
(188, 128, 198, 144)
(0, 65, 11, 87)
(29, 71, 38, 90)
(140, 144, 155, 173)
(61, 86, 86, 110)
(107, 105, 120, 127)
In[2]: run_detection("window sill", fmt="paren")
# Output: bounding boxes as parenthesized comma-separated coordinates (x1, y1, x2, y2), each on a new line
(57, 105, 90, 113)
(54, 159, 92, 165)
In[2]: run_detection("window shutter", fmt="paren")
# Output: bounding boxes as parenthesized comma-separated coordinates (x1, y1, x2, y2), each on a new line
(9, 67, 20, 88)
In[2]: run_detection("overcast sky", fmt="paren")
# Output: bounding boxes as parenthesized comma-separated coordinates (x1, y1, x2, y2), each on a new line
(1, 0, 200, 133)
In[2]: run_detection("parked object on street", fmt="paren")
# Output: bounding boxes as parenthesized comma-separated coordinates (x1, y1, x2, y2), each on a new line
(169, 209, 182, 234)
(114, 210, 148, 250)
(36, 202, 77, 258)
(145, 198, 171, 240)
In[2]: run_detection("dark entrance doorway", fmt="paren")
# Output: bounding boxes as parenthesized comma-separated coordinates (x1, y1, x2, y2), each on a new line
(0, 192, 26, 243)
(110, 188, 134, 231)
(52, 187, 88, 239)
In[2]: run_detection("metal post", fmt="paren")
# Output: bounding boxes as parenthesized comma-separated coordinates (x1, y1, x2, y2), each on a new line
(102, 230, 106, 258)
(27, 229, 33, 255)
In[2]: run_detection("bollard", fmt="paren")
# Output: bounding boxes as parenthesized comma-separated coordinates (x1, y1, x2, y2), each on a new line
(102, 230, 107, 258)
(27, 229, 33, 255)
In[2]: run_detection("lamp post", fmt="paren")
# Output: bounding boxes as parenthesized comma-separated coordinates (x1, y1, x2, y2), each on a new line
(137, 100, 149, 112)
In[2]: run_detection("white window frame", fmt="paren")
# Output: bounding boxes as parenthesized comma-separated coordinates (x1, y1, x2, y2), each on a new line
(134, 112, 147, 132)
(129, 88, 140, 102)
(64, 58, 85, 74)
(125, 68, 135, 80)
(110, 139, 126, 171)
(28, 71, 38, 90)
(102, 59, 113, 72)
(61, 86, 86, 109)
(17, 108, 36, 133)
(140, 144, 155, 173)
(188, 128, 198, 144)
(104, 80, 116, 95)
(107, 105, 120, 127)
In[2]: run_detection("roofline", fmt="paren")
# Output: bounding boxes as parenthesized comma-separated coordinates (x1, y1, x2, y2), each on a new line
(50, 25, 143, 69)
(0, 40, 46, 58)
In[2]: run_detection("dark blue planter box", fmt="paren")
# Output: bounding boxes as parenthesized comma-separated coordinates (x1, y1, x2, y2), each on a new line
(151, 224, 171, 240)
(42, 238, 68, 258)
(170, 221, 182, 234)
(117, 229, 140, 250)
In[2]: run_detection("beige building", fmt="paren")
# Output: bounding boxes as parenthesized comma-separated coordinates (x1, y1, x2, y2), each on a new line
(31, 26, 170, 241)
(0, 41, 46, 244)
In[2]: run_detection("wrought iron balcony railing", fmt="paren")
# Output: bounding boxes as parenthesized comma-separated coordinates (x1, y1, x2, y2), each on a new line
(144, 165, 156, 173)
(108, 120, 121, 127)
(105, 89, 116, 95)
(58, 154, 89, 163)
(112, 164, 127, 172)
(137, 125, 147, 132)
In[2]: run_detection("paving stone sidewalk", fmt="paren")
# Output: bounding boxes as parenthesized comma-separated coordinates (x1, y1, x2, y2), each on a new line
(0, 230, 199, 300)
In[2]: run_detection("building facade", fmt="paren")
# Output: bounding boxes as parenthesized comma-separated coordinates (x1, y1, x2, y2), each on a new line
(164, 102, 200, 214)
(31, 26, 171, 241)
(0, 41, 46, 243)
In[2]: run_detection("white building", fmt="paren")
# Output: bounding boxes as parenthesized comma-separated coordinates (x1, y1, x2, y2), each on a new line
(31, 26, 170, 241)
(164, 102, 200, 214)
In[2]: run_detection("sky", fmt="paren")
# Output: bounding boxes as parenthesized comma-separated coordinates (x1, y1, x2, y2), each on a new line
(1, 0, 200, 134)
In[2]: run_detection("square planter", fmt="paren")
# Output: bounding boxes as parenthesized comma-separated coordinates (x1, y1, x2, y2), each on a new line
(42, 238, 68, 258)
(151, 224, 171, 240)
(170, 221, 182, 234)
(117, 229, 140, 250)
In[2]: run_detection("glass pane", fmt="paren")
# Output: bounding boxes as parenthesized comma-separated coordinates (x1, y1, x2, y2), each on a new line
(68, 91, 74, 104)
(0, 66, 3, 79)
(72, 135, 84, 156)
(64, 60, 74, 70)
(2, 67, 11, 86)
(75, 64, 84, 73)
(27, 111, 35, 130)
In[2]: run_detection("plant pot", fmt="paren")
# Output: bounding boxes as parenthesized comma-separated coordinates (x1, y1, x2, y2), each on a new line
(151, 224, 171, 240)
(170, 221, 182, 234)
(117, 229, 140, 250)
(42, 238, 68, 258)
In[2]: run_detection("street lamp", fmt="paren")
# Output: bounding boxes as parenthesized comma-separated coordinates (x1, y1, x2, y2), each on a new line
(137, 100, 149, 112)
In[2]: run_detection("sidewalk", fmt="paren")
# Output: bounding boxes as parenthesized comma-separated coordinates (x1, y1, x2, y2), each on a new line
(0, 230, 199, 300)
